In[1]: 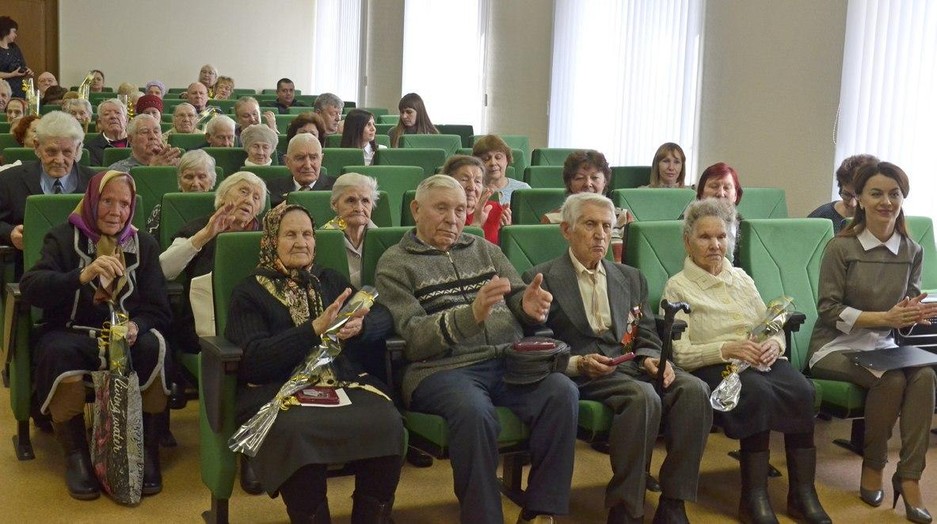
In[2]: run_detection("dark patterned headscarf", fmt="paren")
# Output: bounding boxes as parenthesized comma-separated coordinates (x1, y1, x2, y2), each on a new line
(255, 203, 323, 326)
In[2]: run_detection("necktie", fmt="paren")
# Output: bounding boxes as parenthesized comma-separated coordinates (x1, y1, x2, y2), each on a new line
(53, 180, 64, 194)
(300, 185, 311, 191)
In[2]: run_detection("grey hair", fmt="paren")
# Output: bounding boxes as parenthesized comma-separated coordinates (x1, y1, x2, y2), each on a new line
(176, 150, 217, 190)
(313, 92, 343, 112)
(127, 113, 159, 136)
(287, 132, 321, 156)
(214, 171, 267, 209)
(560, 192, 615, 225)
(330, 173, 380, 208)
(97, 98, 127, 119)
(683, 197, 738, 254)
(200, 64, 218, 77)
(173, 102, 196, 116)
(34, 110, 84, 145)
(0, 79, 12, 96)
(415, 174, 464, 203)
(241, 124, 278, 148)
(234, 96, 259, 115)
(206, 114, 235, 134)
(62, 98, 92, 115)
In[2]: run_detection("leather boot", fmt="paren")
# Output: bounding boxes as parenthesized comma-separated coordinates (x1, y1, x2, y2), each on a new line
(240, 454, 263, 495)
(287, 498, 331, 524)
(52, 414, 99, 500)
(786, 447, 831, 524)
(607, 503, 642, 524)
(653, 497, 689, 524)
(739, 450, 779, 524)
(142, 412, 162, 495)
(351, 493, 394, 524)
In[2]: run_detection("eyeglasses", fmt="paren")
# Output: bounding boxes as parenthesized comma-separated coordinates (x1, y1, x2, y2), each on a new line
(839, 190, 857, 201)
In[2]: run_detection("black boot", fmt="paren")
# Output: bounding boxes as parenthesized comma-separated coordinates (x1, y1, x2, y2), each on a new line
(786, 448, 831, 524)
(351, 494, 394, 524)
(405, 447, 433, 468)
(739, 450, 779, 524)
(287, 498, 331, 524)
(52, 414, 99, 500)
(142, 412, 162, 495)
(240, 454, 263, 495)
(653, 497, 689, 524)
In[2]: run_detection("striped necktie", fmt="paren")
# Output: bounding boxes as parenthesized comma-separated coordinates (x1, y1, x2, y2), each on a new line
(53, 180, 64, 194)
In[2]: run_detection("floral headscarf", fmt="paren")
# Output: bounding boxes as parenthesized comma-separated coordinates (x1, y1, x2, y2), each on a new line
(255, 203, 323, 326)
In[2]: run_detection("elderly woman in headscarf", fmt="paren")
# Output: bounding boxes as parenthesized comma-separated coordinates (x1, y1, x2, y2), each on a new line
(226, 203, 403, 522)
(242, 123, 280, 167)
(20, 171, 172, 501)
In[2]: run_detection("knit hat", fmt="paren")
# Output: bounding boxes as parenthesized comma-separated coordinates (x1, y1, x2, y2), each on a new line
(135, 94, 163, 115)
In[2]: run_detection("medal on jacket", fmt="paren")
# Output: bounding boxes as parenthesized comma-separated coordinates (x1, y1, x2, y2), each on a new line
(620, 305, 643, 351)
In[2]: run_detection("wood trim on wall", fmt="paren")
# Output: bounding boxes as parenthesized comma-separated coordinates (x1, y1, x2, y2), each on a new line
(4, 0, 59, 78)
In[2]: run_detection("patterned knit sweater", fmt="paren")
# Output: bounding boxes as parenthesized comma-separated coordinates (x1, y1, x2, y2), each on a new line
(376, 230, 538, 404)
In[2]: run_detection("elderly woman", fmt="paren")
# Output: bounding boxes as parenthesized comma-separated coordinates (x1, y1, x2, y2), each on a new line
(214, 76, 234, 100)
(165, 102, 197, 136)
(442, 154, 504, 245)
(242, 123, 279, 167)
(286, 111, 326, 144)
(540, 150, 633, 261)
(648, 142, 687, 188)
(226, 203, 403, 521)
(11, 113, 39, 147)
(662, 198, 829, 524)
(145, 80, 166, 98)
(146, 149, 217, 237)
(199, 64, 218, 96)
(340, 109, 384, 166)
(320, 173, 380, 288)
(809, 162, 937, 523)
(0, 79, 12, 110)
(473, 134, 530, 206)
(389, 92, 438, 148)
(62, 98, 93, 129)
(808, 154, 879, 234)
(695, 162, 744, 264)
(20, 171, 172, 500)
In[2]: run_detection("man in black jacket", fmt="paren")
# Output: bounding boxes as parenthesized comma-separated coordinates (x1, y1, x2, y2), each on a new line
(266, 133, 335, 207)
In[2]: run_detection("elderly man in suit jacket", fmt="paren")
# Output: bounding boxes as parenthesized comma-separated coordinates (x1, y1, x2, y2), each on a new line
(266, 133, 336, 207)
(524, 192, 712, 524)
(0, 111, 96, 277)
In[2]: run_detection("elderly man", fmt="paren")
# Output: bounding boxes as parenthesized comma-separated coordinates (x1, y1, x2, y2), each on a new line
(272, 78, 306, 114)
(36, 71, 57, 95)
(266, 133, 335, 207)
(313, 92, 343, 136)
(233, 96, 276, 145)
(375, 174, 578, 524)
(61, 98, 93, 128)
(167, 102, 198, 135)
(184, 81, 212, 113)
(523, 193, 712, 524)
(203, 114, 236, 147)
(86, 98, 129, 166)
(0, 79, 11, 111)
(0, 111, 96, 275)
(108, 114, 181, 171)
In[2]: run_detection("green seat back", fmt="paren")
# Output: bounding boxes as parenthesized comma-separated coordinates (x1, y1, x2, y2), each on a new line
(130, 166, 183, 224)
(321, 148, 366, 179)
(610, 188, 695, 221)
(212, 232, 263, 335)
(906, 216, 937, 293)
(287, 189, 393, 228)
(373, 148, 447, 176)
(375, 123, 394, 135)
(399, 134, 462, 157)
(0, 133, 18, 151)
(737, 187, 788, 219)
(531, 148, 578, 166)
(401, 190, 417, 227)
(2, 147, 91, 166)
(168, 133, 208, 151)
(378, 114, 399, 125)
(324, 134, 342, 148)
(510, 188, 566, 225)
(342, 165, 426, 226)
(500, 224, 612, 275)
(738, 218, 834, 370)
(239, 165, 292, 188)
(102, 147, 132, 167)
(436, 124, 475, 147)
(203, 147, 248, 178)
(360, 226, 484, 287)
(0, 123, 10, 133)
(158, 192, 217, 249)
(274, 114, 297, 134)
(624, 220, 685, 311)
(524, 166, 565, 188)
(609, 166, 651, 190)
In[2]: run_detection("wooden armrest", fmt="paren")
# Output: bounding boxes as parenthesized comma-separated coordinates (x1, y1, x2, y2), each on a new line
(199, 336, 243, 433)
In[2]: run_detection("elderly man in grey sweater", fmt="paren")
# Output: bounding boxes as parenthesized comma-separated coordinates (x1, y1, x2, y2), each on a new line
(376, 175, 578, 524)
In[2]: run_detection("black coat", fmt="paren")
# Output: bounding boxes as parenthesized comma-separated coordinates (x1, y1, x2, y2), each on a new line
(266, 175, 336, 208)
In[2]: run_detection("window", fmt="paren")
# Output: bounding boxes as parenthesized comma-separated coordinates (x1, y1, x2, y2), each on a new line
(313, 0, 364, 104)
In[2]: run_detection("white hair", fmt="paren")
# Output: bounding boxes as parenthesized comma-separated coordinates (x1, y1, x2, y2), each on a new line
(560, 192, 615, 225)
(34, 111, 84, 145)
(97, 98, 127, 120)
(287, 132, 321, 156)
(177, 150, 217, 190)
(214, 171, 267, 209)
(173, 102, 196, 116)
(127, 113, 159, 136)
(331, 173, 380, 207)
(415, 174, 464, 203)
(206, 114, 235, 135)
(62, 98, 92, 115)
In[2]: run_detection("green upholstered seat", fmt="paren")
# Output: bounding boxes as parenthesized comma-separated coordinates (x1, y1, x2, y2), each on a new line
(2, 147, 92, 166)
(287, 189, 393, 229)
(500, 224, 612, 275)
(400, 190, 417, 227)
(510, 188, 566, 225)
(435, 124, 475, 147)
(623, 220, 685, 317)
(737, 188, 788, 219)
(610, 188, 695, 221)
(130, 166, 185, 226)
(273, 114, 297, 134)
(321, 148, 365, 178)
(238, 165, 292, 188)
(531, 148, 578, 166)
(102, 147, 133, 167)
(609, 166, 651, 190)
(202, 148, 248, 178)
(375, 123, 394, 135)
(373, 148, 447, 176)
(399, 134, 463, 157)
(524, 166, 565, 188)
(378, 114, 399, 125)
(0, 133, 18, 151)
(168, 133, 209, 151)
(907, 216, 937, 293)
(342, 165, 425, 227)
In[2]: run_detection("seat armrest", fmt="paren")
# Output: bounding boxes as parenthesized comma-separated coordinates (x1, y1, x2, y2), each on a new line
(782, 312, 806, 359)
(655, 316, 688, 341)
(3, 283, 25, 376)
(526, 326, 554, 338)
(385, 335, 407, 394)
(199, 336, 243, 433)
(165, 281, 184, 300)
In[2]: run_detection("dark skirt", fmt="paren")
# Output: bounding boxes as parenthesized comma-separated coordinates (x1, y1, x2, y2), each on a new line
(694, 359, 815, 439)
(235, 378, 405, 494)
(33, 328, 168, 413)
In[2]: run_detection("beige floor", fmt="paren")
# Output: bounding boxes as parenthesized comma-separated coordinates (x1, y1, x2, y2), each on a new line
(1, 385, 936, 523)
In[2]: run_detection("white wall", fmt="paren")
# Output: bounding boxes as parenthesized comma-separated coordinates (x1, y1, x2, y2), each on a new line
(58, 0, 316, 93)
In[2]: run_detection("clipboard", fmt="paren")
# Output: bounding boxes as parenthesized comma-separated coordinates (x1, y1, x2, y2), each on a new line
(843, 346, 937, 373)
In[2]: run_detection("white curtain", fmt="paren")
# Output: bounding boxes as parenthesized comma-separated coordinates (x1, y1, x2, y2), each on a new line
(402, 0, 488, 131)
(548, 0, 703, 170)
(313, 0, 363, 104)
(836, 0, 937, 222)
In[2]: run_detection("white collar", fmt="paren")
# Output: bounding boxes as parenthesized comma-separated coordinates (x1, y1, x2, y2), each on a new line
(568, 248, 606, 277)
(857, 228, 901, 255)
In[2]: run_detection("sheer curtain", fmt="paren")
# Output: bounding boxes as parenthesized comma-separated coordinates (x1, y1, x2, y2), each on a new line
(548, 0, 703, 170)
(401, 0, 488, 131)
(312, 0, 364, 104)
(835, 0, 937, 221)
